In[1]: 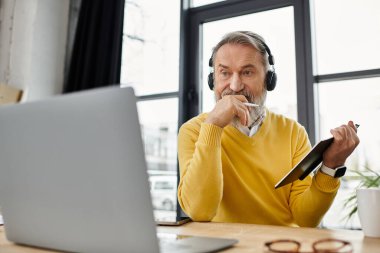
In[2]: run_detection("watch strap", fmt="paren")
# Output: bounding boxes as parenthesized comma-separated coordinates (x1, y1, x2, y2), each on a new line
(320, 164, 346, 178)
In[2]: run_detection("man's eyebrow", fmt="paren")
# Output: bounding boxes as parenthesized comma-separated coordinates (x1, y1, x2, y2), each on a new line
(241, 64, 255, 69)
(217, 64, 256, 69)
(217, 64, 229, 69)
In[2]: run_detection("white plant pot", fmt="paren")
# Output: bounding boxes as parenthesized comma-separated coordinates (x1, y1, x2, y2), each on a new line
(356, 188, 380, 237)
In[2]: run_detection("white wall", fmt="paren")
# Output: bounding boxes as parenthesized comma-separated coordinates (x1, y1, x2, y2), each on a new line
(0, 0, 69, 101)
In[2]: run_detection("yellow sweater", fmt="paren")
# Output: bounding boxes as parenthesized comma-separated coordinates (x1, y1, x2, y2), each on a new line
(177, 110, 340, 227)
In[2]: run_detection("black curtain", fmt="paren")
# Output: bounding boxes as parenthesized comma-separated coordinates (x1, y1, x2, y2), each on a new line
(64, 0, 125, 93)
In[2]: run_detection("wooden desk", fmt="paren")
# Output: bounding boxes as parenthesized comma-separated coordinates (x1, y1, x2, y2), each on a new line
(1, 222, 379, 252)
(159, 222, 380, 252)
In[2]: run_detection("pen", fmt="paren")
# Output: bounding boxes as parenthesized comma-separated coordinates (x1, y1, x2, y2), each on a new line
(243, 102, 259, 107)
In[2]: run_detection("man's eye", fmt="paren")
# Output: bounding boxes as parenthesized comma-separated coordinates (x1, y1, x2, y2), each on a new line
(242, 70, 253, 76)
(220, 71, 230, 77)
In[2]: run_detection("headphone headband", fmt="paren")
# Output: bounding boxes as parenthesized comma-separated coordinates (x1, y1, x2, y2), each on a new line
(261, 42, 275, 65)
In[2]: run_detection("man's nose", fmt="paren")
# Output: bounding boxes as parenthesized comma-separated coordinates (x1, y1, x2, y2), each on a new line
(229, 73, 243, 91)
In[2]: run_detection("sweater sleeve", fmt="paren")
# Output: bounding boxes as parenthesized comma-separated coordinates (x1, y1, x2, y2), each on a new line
(177, 120, 224, 221)
(289, 126, 340, 227)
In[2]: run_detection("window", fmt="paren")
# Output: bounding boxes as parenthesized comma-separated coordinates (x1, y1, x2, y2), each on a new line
(201, 7, 297, 121)
(122, 0, 180, 219)
(313, 0, 380, 229)
(313, 0, 380, 74)
(191, 0, 225, 8)
(149, 175, 177, 211)
(154, 181, 175, 190)
(137, 98, 178, 175)
(317, 78, 380, 229)
(121, 0, 180, 95)
(183, 0, 380, 229)
(121, 0, 380, 228)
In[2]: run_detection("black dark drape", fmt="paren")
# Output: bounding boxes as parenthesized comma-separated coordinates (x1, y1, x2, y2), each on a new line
(64, 0, 125, 93)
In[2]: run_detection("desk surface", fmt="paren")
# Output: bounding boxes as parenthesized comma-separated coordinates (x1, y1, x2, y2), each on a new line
(1, 222, 379, 252)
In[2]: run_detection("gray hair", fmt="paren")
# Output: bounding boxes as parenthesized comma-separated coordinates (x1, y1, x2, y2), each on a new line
(210, 31, 269, 72)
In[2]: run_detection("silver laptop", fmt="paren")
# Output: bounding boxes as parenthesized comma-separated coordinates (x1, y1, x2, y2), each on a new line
(0, 87, 237, 253)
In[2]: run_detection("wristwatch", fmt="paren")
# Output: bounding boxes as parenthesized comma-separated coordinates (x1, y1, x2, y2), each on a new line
(320, 164, 347, 178)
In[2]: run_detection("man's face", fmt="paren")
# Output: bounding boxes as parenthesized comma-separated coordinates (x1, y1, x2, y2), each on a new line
(213, 43, 267, 128)
(213, 43, 267, 105)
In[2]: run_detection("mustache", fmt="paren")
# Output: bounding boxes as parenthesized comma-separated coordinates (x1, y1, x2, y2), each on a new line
(220, 89, 254, 103)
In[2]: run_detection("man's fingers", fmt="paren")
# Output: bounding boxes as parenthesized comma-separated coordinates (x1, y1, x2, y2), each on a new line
(235, 106, 249, 126)
(334, 124, 358, 141)
(330, 128, 344, 142)
(324, 122, 360, 168)
(207, 95, 252, 127)
(330, 124, 360, 150)
(348, 121, 358, 133)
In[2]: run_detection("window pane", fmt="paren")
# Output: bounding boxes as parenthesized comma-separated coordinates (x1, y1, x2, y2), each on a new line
(317, 78, 380, 229)
(121, 1, 180, 95)
(313, 0, 380, 74)
(191, 0, 225, 8)
(137, 98, 178, 218)
(202, 7, 297, 121)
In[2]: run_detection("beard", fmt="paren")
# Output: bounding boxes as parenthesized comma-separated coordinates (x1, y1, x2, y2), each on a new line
(215, 88, 267, 129)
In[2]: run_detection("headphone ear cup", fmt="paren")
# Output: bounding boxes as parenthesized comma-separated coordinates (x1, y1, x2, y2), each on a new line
(265, 71, 277, 91)
(208, 73, 214, 90)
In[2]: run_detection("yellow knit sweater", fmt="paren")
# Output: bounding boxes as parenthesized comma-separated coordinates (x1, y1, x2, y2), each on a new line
(177, 110, 340, 227)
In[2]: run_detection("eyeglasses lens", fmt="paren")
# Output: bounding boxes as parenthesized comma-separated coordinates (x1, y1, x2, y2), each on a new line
(267, 240, 300, 253)
(313, 239, 353, 253)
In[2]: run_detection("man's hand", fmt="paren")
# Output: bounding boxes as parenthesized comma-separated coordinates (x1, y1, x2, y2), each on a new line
(205, 95, 250, 128)
(323, 121, 360, 168)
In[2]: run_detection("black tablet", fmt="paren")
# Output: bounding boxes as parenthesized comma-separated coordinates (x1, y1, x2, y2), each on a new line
(275, 137, 334, 189)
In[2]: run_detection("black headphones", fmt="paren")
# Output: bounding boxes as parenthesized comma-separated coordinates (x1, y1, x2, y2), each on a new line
(207, 36, 277, 92)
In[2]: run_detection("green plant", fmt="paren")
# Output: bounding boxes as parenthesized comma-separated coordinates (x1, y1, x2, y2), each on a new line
(343, 166, 380, 223)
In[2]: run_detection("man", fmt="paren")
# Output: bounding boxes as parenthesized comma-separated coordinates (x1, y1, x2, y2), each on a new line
(177, 31, 359, 227)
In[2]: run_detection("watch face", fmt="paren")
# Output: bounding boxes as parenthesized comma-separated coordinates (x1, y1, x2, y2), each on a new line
(335, 166, 347, 178)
